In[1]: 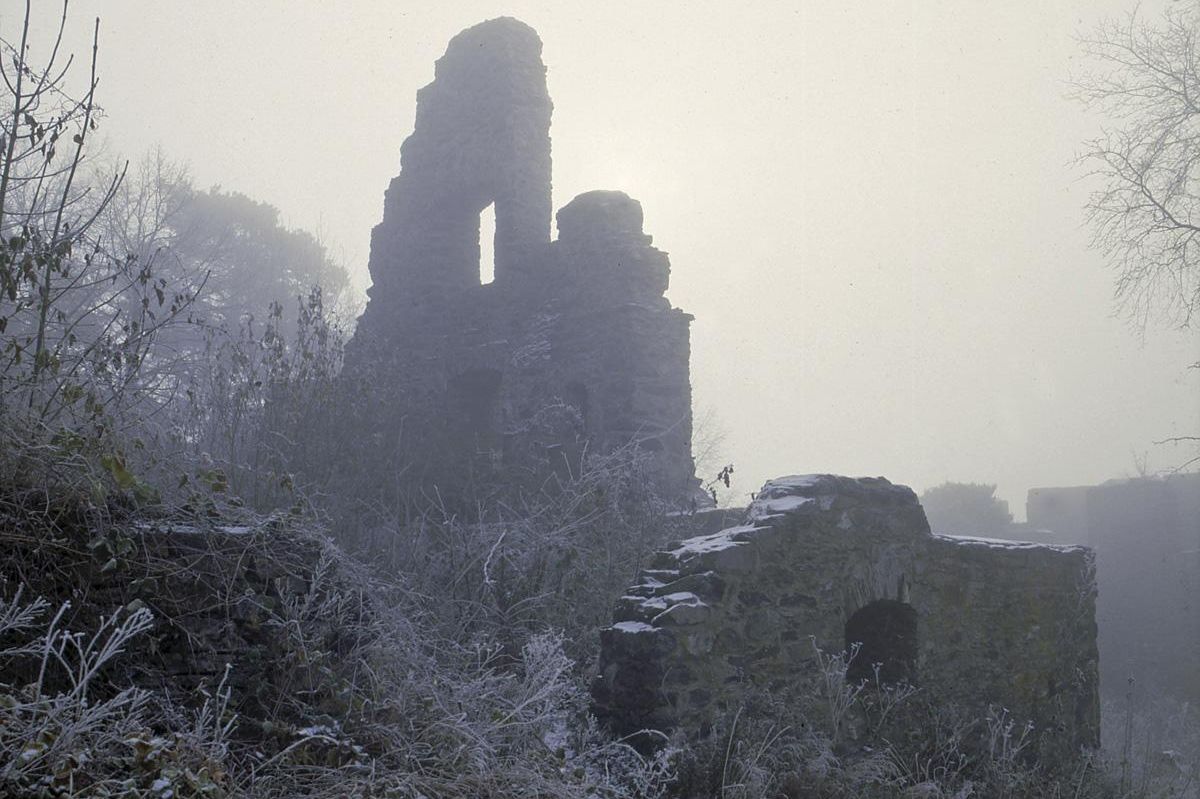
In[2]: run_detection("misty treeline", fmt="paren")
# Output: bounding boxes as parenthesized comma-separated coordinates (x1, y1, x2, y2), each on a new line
(918, 483, 1012, 538)
(0, 1, 351, 503)
(0, 2, 1196, 798)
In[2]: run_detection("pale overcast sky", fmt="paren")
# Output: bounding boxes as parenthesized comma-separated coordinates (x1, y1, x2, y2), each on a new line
(12, 0, 1199, 518)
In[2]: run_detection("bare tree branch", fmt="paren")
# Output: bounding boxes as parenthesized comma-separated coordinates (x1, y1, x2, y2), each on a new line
(1075, 3, 1200, 330)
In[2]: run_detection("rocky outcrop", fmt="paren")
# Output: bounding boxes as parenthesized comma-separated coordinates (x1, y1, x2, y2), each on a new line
(594, 474, 1101, 764)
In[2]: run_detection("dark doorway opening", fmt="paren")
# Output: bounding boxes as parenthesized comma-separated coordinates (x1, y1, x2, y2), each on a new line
(844, 599, 917, 685)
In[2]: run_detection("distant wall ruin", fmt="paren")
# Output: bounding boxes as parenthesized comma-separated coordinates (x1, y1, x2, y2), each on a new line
(344, 18, 698, 502)
(1028, 474, 1200, 705)
(594, 475, 1101, 764)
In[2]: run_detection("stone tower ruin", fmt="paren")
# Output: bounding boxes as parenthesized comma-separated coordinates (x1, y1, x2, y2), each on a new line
(344, 18, 698, 501)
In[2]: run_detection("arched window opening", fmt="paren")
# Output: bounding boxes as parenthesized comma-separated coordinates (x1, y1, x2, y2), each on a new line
(480, 202, 496, 285)
(844, 599, 917, 685)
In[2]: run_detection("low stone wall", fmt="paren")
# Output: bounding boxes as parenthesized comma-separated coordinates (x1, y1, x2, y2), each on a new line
(1029, 474, 1200, 705)
(916, 535, 1100, 761)
(593, 474, 1100, 763)
(1, 513, 333, 724)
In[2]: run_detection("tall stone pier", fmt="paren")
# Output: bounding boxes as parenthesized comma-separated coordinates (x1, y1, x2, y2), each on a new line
(344, 18, 699, 502)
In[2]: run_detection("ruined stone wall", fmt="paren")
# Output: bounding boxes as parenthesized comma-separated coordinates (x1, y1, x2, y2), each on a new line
(1026, 485, 1091, 545)
(916, 536, 1100, 762)
(594, 474, 1100, 763)
(1028, 474, 1200, 705)
(0, 517, 331, 723)
(343, 19, 698, 503)
(358, 16, 552, 319)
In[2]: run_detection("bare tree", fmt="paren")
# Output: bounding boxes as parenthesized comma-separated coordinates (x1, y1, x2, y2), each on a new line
(1075, 3, 1200, 334)
(0, 2, 198, 438)
(1076, 4, 1200, 471)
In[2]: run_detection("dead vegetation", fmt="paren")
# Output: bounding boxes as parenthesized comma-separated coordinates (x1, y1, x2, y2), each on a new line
(0, 2, 1197, 797)
(4, 426, 1197, 798)
(0, 452, 676, 798)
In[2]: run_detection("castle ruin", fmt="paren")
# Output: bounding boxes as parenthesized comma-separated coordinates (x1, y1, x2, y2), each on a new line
(344, 17, 1103, 760)
(594, 476, 1101, 763)
(344, 18, 698, 501)
(1029, 474, 1200, 706)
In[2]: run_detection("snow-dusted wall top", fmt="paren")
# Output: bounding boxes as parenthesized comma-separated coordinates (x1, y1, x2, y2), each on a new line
(593, 474, 1100, 765)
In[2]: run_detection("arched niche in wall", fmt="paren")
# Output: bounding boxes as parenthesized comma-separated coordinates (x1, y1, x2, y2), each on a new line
(844, 599, 918, 685)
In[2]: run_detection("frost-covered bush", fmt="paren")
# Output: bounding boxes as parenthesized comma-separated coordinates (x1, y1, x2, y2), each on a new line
(667, 642, 1132, 799)
(0, 589, 234, 798)
(0, 474, 676, 799)
(331, 437, 675, 669)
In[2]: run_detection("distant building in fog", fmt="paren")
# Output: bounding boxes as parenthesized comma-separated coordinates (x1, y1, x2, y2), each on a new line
(1028, 473, 1200, 704)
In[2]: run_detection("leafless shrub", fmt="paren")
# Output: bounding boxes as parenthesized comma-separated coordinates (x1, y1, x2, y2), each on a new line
(0, 590, 232, 797)
(665, 639, 1156, 799)
(0, 3, 201, 452)
(1102, 682, 1199, 799)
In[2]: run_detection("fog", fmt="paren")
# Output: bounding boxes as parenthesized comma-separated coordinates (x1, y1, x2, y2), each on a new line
(21, 0, 1199, 516)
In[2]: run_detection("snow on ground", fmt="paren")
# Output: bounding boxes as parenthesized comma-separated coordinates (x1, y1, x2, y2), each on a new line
(763, 474, 826, 491)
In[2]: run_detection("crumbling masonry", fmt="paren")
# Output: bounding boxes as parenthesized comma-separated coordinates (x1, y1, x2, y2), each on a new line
(594, 476, 1101, 763)
(344, 17, 698, 500)
(344, 18, 1102, 760)
(1029, 474, 1200, 705)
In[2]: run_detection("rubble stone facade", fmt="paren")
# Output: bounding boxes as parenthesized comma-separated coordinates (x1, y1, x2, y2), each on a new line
(1028, 474, 1200, 705)
(344, 18, 697, 501)
(594, 475, 1101, 764)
